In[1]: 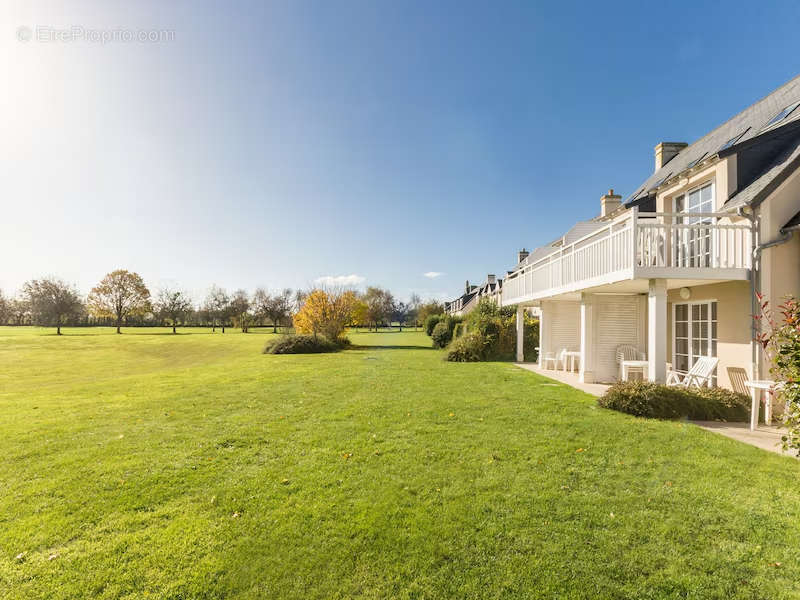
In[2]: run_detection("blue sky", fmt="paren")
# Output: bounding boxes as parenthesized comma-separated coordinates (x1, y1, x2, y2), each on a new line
(2, 0, 799, 303)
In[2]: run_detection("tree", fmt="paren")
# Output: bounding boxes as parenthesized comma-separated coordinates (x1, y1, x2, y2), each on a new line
(293, 288, 357, 341)
(256, 288, 293, 333)
(417, 300, 444, 327)
(231, 289, 251, 333)
(392, 301, 409, 332)
(8, 297, 30, 325)
(87, 270, 150, 334)
(21, 278, 84, 335)
(203, 285, 230, 333)
(154, 287, 193, 334)
(351, 298, 369, 330)
(252, 288, 270, 327)
(0, 289, 8, 325)
(408, 293, 422, 329)
(363, 287, 394, 331)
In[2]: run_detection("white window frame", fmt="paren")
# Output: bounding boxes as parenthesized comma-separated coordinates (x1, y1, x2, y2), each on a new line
(672, 180, 716, 268)
(672, 299, 718, 384)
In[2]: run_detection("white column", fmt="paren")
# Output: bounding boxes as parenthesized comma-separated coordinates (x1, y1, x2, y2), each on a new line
(538, 303, 547, 367)
(516, 305, 525, 363)
(579, 294, 595, 383)
(648, 279, 667, 383)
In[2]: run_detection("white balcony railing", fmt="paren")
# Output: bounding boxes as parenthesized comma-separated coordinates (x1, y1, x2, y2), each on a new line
(502, 208, 752, 305)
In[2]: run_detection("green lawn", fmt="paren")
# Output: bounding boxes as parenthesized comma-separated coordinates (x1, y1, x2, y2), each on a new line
(1, 327, 799, 599)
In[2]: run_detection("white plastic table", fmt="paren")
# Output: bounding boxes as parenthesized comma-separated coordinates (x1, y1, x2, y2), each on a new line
(745, 380, 775, 430)
(564, 351, 581, 372)
(621, 360, 649, 381)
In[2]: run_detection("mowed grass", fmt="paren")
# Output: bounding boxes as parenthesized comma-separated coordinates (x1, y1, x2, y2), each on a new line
(1, 327, 800, 599)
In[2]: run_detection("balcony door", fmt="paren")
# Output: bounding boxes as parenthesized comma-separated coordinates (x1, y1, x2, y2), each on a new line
(674, 182, 714, 267)
(673, 301, 718, 384)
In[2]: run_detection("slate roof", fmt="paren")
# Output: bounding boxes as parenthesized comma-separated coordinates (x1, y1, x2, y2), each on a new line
(724, 137, 800, 209)
(627, 74, 800, 204)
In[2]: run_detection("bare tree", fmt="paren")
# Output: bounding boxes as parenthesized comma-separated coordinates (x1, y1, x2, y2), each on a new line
(252, 288, 270, 327)
(265, 288, 292, 333)
(21, 278, 84, 335)
(408, 293, 421, 329)
(88, 270, 151, 333)
(363, 286, 394, 331)
(231, 289, 251, 332)
(154, 288, 193, 334)
(204, 285, 231, 333)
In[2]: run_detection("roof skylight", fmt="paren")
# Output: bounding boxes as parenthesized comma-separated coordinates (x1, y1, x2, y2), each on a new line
(686, 152, 709, 168)
(718, 128, 750, 152)
(764, 101, 800, 130)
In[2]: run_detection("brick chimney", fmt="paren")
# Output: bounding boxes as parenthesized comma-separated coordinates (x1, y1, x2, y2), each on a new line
(517, 248, 529, 263)
(654, 142, 687, 171)
(600, 189, 622, 217)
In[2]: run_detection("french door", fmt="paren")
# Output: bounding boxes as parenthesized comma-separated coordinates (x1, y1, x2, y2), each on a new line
(673, 301, 718, 383)
(674, 182, 714, 267)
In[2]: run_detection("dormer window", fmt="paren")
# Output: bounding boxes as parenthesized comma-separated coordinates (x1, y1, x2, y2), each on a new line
(763, 100, 800, 130)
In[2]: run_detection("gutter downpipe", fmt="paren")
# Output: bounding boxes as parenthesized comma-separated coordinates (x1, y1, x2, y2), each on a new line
(743, 205, 796, 379)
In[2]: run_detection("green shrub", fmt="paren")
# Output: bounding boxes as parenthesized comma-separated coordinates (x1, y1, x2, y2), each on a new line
(446, 332, 488, 362)
(431, 321, 452, 348)
(425, 314, 442, 336)
(263, 334, 338, 354)
(453, 322, 465, 339)
(598, 381, 749, 421)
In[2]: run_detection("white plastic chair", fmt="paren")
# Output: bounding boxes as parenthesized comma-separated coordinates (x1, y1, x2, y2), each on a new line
(666, 356, 718, 388)
(542, 351, 558, 370)
(616, 344, 646, 381)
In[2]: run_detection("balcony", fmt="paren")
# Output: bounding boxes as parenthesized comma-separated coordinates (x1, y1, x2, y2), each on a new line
(501, 208, 752, 305)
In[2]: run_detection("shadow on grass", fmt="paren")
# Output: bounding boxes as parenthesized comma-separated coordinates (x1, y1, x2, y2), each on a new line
(348, 344, 435, 351)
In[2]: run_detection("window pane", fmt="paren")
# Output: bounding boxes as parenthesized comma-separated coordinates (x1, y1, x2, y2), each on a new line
(692, 339, 701, 356)
(676, 339, 688, 355)
(700, 322, 708, 338)
(711, 340, 717, 356)
(700, 304, 708, 320)
(676, 355, 689, 371)
(676, 322, 688, 337)
(711, 322, 717, 339)
(701, 183, 713, 204)
(675, 196, 684, 212)
(711, 302, 717, 320)
(692, 304, 700, 320)
(676, 304, 687, 321)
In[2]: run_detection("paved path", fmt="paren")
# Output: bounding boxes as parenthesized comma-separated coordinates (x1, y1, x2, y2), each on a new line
(514, 362, 797, 458)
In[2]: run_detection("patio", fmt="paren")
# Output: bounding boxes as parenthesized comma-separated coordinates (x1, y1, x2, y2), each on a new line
(515, 362, 797, 457)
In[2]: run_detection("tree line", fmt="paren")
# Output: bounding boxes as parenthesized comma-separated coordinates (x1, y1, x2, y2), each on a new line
(0, 270, 444, 335)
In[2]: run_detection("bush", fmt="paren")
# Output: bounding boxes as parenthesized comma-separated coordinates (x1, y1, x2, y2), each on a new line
(598, 381, 749, 421)
(263, 334, 338, 354)
(446, 332, 488, 362)
(431, 321, 452, 348)
(453, 322, 465, 339)
(425, 314, 442, 336)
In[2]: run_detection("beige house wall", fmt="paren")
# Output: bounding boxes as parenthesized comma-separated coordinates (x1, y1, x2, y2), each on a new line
(666, 281, 752, 390)
(759, 165, 800, 305)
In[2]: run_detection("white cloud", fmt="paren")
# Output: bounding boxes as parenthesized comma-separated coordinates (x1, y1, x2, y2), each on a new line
(314, 274, 365, 287)
(423, 271, 444, 279)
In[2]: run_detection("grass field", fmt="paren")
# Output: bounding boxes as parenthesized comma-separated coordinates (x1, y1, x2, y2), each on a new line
(1, 327, 800, 599)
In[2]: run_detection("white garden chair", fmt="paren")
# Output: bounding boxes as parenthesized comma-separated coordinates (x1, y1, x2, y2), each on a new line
(542, 348, 568, 371)
(666, 356, 718, 388)
(616, 344, 646, 381)
(541, 351, 559, 370)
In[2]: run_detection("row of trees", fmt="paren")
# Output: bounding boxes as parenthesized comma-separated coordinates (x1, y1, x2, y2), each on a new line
(0, 271, 444, 335)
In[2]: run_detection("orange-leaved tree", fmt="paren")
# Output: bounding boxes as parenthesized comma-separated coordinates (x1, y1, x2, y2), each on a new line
(293, 288, 357, 341)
